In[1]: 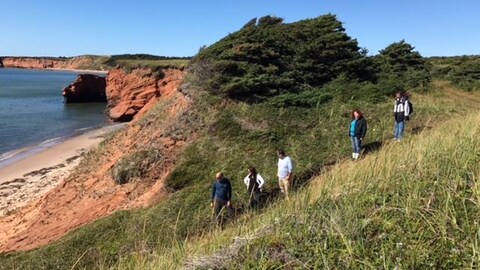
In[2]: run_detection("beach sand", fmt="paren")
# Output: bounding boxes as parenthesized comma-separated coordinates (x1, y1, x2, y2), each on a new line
(0, 124, 126, 216)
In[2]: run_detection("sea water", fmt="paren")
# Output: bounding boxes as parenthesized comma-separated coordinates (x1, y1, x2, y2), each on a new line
(0, 68, 108, 167)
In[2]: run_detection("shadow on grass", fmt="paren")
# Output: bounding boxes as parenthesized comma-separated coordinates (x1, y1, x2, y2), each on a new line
(362, 141, 383, 154)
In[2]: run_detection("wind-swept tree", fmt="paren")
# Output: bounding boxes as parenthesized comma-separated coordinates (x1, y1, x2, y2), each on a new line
(190, 14, 375, 101)
(376, 40, 431, 93)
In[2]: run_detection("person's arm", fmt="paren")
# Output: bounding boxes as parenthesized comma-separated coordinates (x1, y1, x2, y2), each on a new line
(227, 180, 232, 206)
(257, 174, 265, 188)
(210, 182, 216, 207)
(404, 100, 410, 117)
(361, 119, 367, 139)
(286, 158, 293, 181)
(244, 175, 250, 187)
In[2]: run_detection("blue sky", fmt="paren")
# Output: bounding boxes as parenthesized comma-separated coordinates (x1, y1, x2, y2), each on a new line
(1, 0, 479, 57)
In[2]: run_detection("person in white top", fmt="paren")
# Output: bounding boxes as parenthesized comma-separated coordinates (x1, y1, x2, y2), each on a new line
(243, 166, 265, 208)
(277, 149, 293, 200)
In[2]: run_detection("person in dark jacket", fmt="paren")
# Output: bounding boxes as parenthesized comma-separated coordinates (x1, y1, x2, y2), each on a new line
(393, 92, 410, 141)
(349, 109, 367, 160)
(210, 172, 233, 221)
(243, 166, 265, 209)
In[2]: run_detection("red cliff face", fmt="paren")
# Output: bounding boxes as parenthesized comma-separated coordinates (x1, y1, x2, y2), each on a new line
(0, 56, 100, 70)
(1, 57, 62, 69)
(62, 74, 107, 103)
(106, 67, 185, 122)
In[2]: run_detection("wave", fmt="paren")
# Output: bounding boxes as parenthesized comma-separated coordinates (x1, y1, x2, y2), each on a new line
(0, 124, 107, 169)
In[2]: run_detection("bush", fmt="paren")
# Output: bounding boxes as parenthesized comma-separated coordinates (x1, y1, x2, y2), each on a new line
(112, 149, 162, 184)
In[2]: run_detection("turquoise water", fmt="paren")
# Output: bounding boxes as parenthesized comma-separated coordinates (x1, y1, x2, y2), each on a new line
(0, 68, 107, 164)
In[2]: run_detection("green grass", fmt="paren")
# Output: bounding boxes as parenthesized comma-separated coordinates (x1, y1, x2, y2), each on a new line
(114, 59, 190, 70)
(136, 89, 480, 270)
(0, 82, 477, 269)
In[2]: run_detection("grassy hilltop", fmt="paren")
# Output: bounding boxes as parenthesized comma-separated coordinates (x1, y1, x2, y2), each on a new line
(1, 14, 480, 269)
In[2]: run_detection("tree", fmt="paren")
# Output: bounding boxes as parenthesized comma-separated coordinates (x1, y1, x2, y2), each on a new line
(190, 14, 376, 101)
(377, 40, 431, 93)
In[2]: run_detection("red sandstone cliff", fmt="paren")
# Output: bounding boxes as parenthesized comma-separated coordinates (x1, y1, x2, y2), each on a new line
(0, 56, 103, 70)
(62, 74, 107, 103)
(0, 68, 190, 252)
(106, 67, 185, 122)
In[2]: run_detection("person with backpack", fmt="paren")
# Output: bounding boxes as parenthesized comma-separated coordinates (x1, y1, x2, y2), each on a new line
(393, 91, 411, 141)
(243, 166, 265, 209)
(210, 172, 233, 222)
(349, 109, 367, 160)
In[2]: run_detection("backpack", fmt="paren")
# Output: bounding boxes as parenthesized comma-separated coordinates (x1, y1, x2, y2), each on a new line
(407, 100, 413, 115)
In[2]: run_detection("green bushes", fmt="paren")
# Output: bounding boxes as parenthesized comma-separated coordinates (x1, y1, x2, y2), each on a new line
(112, 149, 162, 185)
(190, 14, 375, 101)
(429, 55, 480, 91)
(189, 16, 431, 104)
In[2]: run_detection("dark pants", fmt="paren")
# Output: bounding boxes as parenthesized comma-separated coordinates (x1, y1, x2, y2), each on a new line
(213, 198, 233, 221)
(249, 190, 261, 209)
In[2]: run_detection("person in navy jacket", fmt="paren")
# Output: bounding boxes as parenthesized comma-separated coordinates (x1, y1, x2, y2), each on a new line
(211, 172, 233, 220)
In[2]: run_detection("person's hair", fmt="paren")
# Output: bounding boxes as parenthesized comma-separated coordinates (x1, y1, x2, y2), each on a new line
(277, 149, 286, 156)
(350, 109, 363, 119)
(248, 166, 257, 175)
(215, 172, 223, 179)
(403, 91, 410, 99)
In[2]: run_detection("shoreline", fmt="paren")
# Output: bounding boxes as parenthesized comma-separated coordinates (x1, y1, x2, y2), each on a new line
(0, 123, 125, 183)
(0, 123, 126, 216)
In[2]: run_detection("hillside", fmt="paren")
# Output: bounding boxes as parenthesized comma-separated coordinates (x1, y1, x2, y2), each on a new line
(0, 14, 479, 269)
(179, 86, 480, 269)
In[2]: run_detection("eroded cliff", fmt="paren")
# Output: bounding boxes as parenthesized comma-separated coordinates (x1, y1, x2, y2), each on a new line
(0, 71, 191, 252)
(106, 67, 185, 122)
(62, 74, 107, 103)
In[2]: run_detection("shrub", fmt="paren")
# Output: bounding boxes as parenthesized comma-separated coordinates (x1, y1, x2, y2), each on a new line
(112, 149, 162, 184)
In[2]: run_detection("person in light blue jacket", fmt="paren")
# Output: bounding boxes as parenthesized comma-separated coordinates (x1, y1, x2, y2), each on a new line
(277, 149, 293, 200)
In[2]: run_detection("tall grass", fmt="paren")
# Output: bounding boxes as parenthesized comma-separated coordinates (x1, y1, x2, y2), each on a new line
(108, 85, 480, 269)
(1, 83, 478, 269)
(136, 108, 480, 269)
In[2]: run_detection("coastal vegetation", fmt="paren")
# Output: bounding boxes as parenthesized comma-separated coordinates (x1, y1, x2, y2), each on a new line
(429, 55, 480, 91)
(1, 14, 479, 269)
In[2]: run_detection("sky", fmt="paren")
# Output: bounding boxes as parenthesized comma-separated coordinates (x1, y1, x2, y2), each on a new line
(1, 0, 479, 58)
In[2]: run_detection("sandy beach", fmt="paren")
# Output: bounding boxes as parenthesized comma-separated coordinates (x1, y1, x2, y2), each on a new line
(0, 124, 126, 216)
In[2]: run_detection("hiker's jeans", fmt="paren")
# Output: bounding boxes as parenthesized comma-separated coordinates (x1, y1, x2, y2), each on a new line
(350, 136, 361, 154)
(394, 120, 405, 139)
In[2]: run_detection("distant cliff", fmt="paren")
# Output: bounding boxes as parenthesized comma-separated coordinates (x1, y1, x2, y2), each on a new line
(0, 56, 107, 71)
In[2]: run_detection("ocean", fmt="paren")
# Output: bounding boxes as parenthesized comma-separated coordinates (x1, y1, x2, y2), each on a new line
(0, 68, 108, 167)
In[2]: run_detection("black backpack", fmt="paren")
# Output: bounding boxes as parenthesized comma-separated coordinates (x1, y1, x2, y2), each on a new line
(407, 100, 413, 115)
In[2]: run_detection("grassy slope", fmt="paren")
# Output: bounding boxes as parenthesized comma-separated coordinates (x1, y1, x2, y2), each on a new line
(0, 81, 477, 269)
(132, 82, 480, 269)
